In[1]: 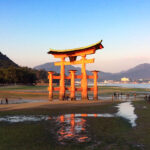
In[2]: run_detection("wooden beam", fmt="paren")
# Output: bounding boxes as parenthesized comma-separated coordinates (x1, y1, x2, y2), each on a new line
(55, 58, 95, 66)
(53, 76, 71, 79)
(54, 75, 94, 79)
(65, 87, 70, 91)
(87, 75, 94, 79)
(52, 49, 96, 58)
(65, 76, 70, 79)
(88, 87, 94, 91)
(75, 87, 82, 91)
(54, 87, 60, 91)
(75, 75, 82, 79)
(53, 76, 60, 79)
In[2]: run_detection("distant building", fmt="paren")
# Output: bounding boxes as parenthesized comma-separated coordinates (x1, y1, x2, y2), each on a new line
(138, 78, 144, 82)
(121, 77, 130, 82)
(104, 80, 114, 84)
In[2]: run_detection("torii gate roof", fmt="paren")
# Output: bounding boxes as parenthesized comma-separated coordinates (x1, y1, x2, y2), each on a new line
(48, 40, 103, 55)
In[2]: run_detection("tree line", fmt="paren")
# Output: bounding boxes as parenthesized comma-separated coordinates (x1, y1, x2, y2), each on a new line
(0, 66, 60, 85)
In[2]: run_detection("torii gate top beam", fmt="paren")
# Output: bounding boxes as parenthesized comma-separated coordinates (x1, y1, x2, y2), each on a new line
(48, 40, 104, 59)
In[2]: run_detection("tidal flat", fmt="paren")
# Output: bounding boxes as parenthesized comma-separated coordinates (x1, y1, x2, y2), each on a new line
(0, 85, 150, 150)
(0, 100, 150, 150)
(0, 84, 149, 100)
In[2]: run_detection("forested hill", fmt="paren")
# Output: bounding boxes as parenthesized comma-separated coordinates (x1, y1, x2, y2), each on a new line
(0, 52, 18, 68)
(0, 52, 49, 84)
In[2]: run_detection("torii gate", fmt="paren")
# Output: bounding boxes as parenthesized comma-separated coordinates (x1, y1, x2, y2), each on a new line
(48, 40, 104, 101)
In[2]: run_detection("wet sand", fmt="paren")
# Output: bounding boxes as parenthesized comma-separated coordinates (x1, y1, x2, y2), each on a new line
(0, 99, 117, 111)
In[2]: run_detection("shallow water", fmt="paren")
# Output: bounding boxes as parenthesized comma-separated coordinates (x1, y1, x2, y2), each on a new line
(0, 115, 49, 123)
(98, 83, 150, 89)
(1, 99, 48, 104)
(76, 94, 143, 101)
(0, 102, 137, 143)
(116, 102, 137, 127)
(49, 113, 114, 144)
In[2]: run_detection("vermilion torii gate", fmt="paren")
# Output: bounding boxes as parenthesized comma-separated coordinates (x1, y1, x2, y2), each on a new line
(48, 40, 104, 101)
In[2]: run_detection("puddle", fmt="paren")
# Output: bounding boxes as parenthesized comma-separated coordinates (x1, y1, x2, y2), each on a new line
(0, 115, 48, 123)
(0, 113, 114, 144)
(77, 95, 143, 101)
(55, 115, 89, 143)
(143, 106, 147, 109)
(48, 104, 137, 144)
(116, 102, 137, 127)
(0, 102, 138, 143)
(49, 113, 114, 144)
(0, 99, 48, 104)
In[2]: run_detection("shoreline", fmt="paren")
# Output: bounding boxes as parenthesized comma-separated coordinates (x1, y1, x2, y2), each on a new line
(0, 99, 120, 111)
(0, 98, 141, 112)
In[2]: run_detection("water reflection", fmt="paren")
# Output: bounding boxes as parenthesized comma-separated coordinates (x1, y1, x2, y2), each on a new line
(116, 102, 137, 127)
(49, 113, 114, 144)
(0, 115, 48, 123)
(50, 103, 137, 143)
(0, 102, 138, 144)
(57, 114, 88, 143)
(6, 99, 48, 104)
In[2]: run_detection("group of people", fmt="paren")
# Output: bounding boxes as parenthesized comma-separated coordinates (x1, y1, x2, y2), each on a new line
(144, 95, 150, 101)
(113, 92, 136, 99)
(113, 92, 123, 98)
(1, 97, 8, 104)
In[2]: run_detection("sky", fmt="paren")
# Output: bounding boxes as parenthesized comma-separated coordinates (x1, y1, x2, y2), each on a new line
(0, 0, 150, 73)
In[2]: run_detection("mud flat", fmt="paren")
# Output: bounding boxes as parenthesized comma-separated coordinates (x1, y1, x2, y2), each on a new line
(0, 99, 150, 150)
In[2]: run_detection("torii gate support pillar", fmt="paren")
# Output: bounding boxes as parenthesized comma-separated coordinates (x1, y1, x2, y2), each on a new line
(59, 57, 65, 101)
(81, 55, 88, 100)
(48, 71, 54, 101)
(92, 71, 99, 100)
(69, 70, 76, 101)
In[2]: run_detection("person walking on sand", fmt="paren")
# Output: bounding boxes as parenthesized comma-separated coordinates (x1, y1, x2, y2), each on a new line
(117, 93, 120, 99)
(134, 93, 136, 99)
(114, 92, 117, 98)
(126, 93, 129, 99)
(120, 92, 123, 99)
(144, 94, 148, 101)
(148, 95, 150, 102)
(5, 97, 8, 104)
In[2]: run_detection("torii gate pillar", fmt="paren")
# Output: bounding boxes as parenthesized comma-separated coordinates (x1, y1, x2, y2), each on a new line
(69, 70, 77, 100)
(81, 55, 88, 100)
(59, 57, 65, 100)
(92, 71, 99, 100)
(48, 71, 54, 101)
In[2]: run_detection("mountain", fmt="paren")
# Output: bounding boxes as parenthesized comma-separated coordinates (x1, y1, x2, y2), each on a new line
(115, 63, 150, 80)
(0, 52, 37, 84)
(1, 51, 150, 81)
(97, 63, 150, 81)
(34, 62, 92, 76)
(34, 62, 150, 81)
(0, 52, 18, 68)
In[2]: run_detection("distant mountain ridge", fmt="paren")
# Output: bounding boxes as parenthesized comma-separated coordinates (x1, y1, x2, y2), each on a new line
(1, 51, 150, 81)
(111, 63, 150, 80)
(34, 62, 150, 81)
(34, 62, 92, 76)
(0, 52, 18, 68)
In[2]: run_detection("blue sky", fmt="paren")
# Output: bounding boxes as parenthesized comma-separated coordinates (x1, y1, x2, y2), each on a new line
(0, 0, 150, 72)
